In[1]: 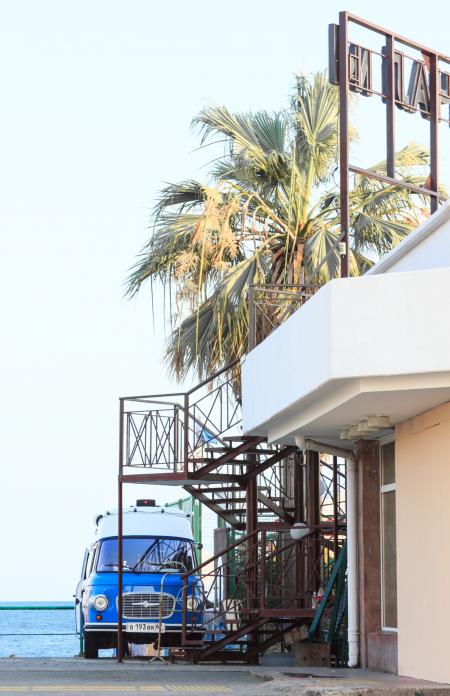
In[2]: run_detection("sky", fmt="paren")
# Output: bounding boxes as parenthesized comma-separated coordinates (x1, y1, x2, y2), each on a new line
(0, 0, 449, 600)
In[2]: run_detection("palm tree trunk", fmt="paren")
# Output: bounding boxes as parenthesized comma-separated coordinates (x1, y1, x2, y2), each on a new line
(292, 243, 305, 285)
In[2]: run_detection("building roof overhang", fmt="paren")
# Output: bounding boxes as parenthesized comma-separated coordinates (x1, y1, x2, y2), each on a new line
(241, 265, 450, 448)
(368, 202, 450, 275)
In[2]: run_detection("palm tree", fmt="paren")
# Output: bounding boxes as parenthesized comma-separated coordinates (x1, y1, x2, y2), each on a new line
(127, 72, 433, 384)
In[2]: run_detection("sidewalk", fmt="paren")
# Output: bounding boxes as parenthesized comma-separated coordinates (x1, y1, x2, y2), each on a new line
(0, 658, 449, 696)
(253, 665, 450, 696)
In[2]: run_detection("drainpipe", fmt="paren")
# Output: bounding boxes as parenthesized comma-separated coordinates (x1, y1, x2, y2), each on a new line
(295, 436, 359, 667)
(346, 456, 359, 667)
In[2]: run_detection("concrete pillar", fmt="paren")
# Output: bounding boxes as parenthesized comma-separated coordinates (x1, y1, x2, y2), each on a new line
(356, 440, 381, 668)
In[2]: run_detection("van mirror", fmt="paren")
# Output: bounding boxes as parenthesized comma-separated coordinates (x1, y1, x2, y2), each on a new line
(196, 542, 203, 550)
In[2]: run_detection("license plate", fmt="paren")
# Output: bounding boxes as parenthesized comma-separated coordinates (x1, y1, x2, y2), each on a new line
(125, 622, 166, 633)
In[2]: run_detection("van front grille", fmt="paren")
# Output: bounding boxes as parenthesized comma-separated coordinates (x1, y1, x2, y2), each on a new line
(121, 592, 176, 619)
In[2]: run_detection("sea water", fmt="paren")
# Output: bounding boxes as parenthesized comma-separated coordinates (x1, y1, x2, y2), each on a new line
(0, 602, 80, 657)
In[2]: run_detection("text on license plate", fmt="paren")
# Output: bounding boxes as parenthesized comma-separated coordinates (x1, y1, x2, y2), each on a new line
(126, 622, 166, 633)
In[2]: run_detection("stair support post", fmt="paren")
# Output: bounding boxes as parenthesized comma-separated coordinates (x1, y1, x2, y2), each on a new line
(117, 398, 124, 663)
(306, 450, 321, 602)
(294, 451, 305, 608)
(246, 454, 259, 662)
(183, 393, 189, 474)
(173, 405, 180, 471)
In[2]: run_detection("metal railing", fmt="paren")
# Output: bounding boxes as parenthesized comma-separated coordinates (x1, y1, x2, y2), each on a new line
(248, 283, 321, 351)
(0, 604, 82, 655)
(181, 524, 346, 654)
(121, 360, 242, 477)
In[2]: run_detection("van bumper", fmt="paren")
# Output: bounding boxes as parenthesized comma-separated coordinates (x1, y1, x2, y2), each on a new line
(85, 622, 190, 632)
(84, 623, 204, 647)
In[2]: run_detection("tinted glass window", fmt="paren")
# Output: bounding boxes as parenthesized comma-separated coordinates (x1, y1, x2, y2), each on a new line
(381, 441, 395, 485)
(380, 440, 397, 629)
(96, 537, 194, 573)
(382, 490, 397, 627)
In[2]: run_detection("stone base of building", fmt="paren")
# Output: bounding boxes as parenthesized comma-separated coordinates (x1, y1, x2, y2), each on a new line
(367, 631, 398, 674)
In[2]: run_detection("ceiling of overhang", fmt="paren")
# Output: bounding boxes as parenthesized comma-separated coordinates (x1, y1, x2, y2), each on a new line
(266, 384, 450, 448)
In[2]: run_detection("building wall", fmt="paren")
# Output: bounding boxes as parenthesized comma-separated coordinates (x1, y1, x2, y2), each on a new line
(396, 402, 450, 683)
(368, 204, 450, 275)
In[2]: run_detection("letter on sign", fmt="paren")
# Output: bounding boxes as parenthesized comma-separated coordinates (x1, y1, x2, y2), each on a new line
(407, 62, 430, 114)
(349, 44, 371, 96)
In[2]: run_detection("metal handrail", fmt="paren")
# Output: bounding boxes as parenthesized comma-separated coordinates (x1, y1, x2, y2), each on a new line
(120, 360, 243, 475)
(180, 523, 346, 649)
(248, 283, 321, 350)
(186, 359, 240, 396)
(120, 359, 240, 404)
(0, 604, 82, 654)
(0, 605, 72, 610)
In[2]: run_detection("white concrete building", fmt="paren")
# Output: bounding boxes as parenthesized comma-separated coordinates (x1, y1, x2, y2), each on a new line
(241, 203, 450, 682)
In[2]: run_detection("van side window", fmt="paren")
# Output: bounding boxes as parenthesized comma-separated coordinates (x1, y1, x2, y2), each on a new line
(85, 546, 96, 578)
(80, 549, 89, 580)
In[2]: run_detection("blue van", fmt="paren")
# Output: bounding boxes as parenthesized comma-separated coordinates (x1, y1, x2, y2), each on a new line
(75, 500, 204, 658)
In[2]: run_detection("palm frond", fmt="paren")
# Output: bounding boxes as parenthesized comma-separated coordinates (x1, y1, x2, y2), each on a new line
(363, 142, 429, 178)
(165, 255, 269, 379)
(154, 180, 209, 217)
(127, 72, 432, 385)
(304, 223, 358, 282)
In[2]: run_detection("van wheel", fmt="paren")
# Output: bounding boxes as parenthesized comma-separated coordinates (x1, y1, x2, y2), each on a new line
(84, 633, 98, 659)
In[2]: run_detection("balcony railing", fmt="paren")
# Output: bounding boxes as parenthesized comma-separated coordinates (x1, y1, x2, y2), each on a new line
(248, 284, 321, 351)
(121, 360, 242, 477)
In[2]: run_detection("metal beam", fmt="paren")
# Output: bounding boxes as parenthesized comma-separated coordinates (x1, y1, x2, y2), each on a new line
(349, 165, 444, 200)
(194, 617, 268, 662)
(192, 436, 264, 478)
(184, 485, 242, 528)
(257, 492, 294, 524)
(239, 446, 298, 484)
(120, 472, 241, 484)
(339, 10, 349, 278)
(430, 52, 439, 214)
(117, 399, 124, 663)
(385, 34, 396, 178)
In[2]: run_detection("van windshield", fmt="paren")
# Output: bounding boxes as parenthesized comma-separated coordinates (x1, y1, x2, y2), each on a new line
(96, 537, 195, 573)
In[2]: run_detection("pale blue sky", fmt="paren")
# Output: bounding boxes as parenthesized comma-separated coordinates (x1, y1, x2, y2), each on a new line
(0, 0, 448, 600)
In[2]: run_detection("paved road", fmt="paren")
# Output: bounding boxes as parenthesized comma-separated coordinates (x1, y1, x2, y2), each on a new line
(0, 661, 270, 696)
(1, 659, 449, 696)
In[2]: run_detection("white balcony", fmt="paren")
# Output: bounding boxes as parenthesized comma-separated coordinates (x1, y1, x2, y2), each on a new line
(241, 266, 450, 448)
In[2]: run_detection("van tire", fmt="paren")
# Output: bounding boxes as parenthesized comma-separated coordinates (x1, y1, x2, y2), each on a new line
(84, 633, 98, 659)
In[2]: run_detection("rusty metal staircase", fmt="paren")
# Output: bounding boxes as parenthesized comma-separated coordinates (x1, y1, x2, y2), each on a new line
(180, 527, 346, 663)
(185, 436, 298, 530)
(117, 361, 347, 663)
(119, 360, 297, 529)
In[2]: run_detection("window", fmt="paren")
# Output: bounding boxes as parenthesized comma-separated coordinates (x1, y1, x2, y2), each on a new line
(85, 545, 97, 579)
(96, 537, 195, 573)
(380, 439, 397, 630)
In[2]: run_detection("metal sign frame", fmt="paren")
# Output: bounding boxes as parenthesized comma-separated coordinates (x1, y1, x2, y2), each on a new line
(329, 12, 450, 277)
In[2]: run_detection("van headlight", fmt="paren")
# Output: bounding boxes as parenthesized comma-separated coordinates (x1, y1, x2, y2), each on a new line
(186, 596, 200, 611)
(92, 595, 108, 611)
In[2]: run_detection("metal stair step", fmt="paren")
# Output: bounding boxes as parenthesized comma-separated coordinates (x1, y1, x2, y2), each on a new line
(204, 446, 277, 455)
(190, 457, 247, 466)
(222, 436, 267, 443)
(191, 651, 251, 663)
